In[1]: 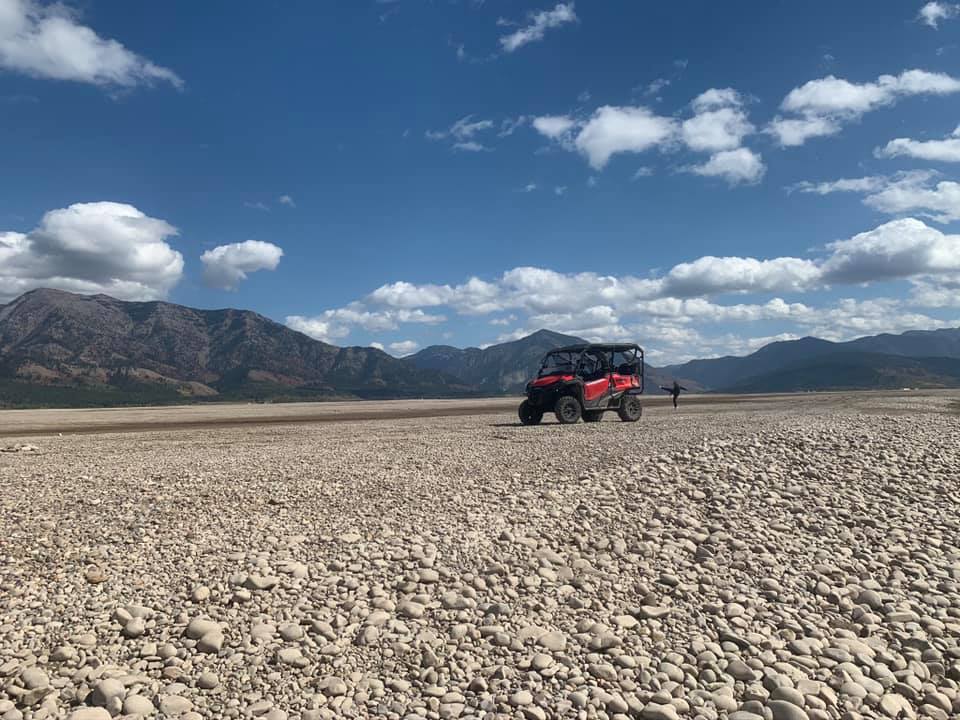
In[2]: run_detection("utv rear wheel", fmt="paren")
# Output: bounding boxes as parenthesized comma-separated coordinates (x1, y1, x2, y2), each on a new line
(618, 396, 643, 422)
(555, 396, 582, 424)
(518, 400, 543, 426)
(582, 410, 603, 423)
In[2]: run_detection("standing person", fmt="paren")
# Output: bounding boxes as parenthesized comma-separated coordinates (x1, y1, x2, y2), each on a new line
(660, 380, 687, 409)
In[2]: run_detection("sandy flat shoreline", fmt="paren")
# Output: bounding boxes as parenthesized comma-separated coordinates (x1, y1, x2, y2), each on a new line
(2, 389, 955, 438)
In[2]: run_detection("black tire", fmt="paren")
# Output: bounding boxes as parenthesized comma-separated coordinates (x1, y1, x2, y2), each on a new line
(618, 396, 643, 422)
(555, 395, 582, 424)
(583, 410, 604, 423)
(518, 400, 543, 426)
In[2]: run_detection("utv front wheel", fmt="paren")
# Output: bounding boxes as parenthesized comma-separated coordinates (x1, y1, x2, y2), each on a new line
(582, 410, 603, 423)
(618, 396, 643, 422)
(555, 396, 582, 424)
(518, 400, 543, 426)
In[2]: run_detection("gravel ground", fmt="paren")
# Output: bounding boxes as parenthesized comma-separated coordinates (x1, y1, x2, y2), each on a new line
(1, 392, 959, 720)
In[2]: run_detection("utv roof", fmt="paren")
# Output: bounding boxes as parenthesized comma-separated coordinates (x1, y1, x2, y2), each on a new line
(549, 343, 642, 353)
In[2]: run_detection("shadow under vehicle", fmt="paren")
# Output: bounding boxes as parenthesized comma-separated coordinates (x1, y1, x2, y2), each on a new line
(518, 343, 644, 425)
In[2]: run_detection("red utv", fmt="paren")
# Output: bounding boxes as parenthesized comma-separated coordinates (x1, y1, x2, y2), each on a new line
(518, 343, 644, 425)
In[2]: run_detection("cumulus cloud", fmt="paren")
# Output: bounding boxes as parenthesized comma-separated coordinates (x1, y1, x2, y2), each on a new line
(910, 274, 960, 307)
(278, 195, 296, 207)
(875, 125, 960, 162)
(0, 0, 182, 89)
(285, 305, 445, 344)
(200, 240, 283, 291)
(768, 69, 960, 146)
(682, 89, 754, 152)
(284, 219, 960, 360)
(662, 256, 819, 297)
(388, 340, 419, 357)
(0, 201, 183, 302)
(361, 219, 960, 314)
(821, 218, 960, 283)
(687, 148, 765, 185)
(532, 115, 576, 140)
(765, 116, 842, 147)
(792, 170, 960, 223)
(284, 315, 349, 344)
(499, 3, 577, 53)
(681, 106, 754, 153)
(865, 175, 960, 223)
(573, 106, 678, 169)
(919, 1, 959, 27)
(534, 89, 761, 178)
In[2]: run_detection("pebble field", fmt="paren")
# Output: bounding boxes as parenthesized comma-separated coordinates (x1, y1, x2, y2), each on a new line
(1, 392, 959, 720)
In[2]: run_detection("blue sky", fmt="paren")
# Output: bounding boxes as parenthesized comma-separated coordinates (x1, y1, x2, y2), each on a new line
(2, 0, 960, 363)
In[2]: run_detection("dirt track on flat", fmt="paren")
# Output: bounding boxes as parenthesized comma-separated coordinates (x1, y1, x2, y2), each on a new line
(2, 389, 951, 438)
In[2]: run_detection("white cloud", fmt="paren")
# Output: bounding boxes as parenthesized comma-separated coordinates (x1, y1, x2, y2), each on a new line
(500, 2, 577, 53)
(427, 115, 496, 151)
(535, 90, 760, 179)
(532, 114, 576, 140)
(574, 105, 678, 169)
(781, 70, 960, 115)
(765, 116, 842, 147)
(919, 1, 960, 28)
(521, 182, 538, 192)
(910, 274, 960, 307)
(864, 174, 960, 223)
(768, 69, 960, 146)
(388, 340, 419, 357)
(690, 87, 743, 113)
(792, 170, 960, 223)
(278, 195, 296, 207)
(688, 148, 766, 185)
(369, 341, 385, 351)
(452, 140, 487, 152)
(800, 298, 948, 341)
(554, 185, 567, 195)
(363, 219, 960, 316)
(0, 201, 183, 302)
(875, 125, 960, 162)
(634, 297, 811, 323)
(285, 315, 349, 344)
(681, 106, 754, 152)
(821, 218, 960, 283)
(285, 304, 445, 344)
(790, 175, 888, 195)
(663, 256, 819, 297)
(200, 240, 283, 291)
(286, 219, 960, 360)
(0, 0, 182, 89)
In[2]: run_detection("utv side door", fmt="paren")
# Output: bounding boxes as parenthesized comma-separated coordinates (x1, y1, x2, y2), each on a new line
(579, 351, 614, 407)
(610, 348, 641, 393)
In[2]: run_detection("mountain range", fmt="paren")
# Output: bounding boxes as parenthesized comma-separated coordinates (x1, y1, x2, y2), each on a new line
(659, 329, 960, 391)
(0, 289, 472, 406)
(0, 288, 958, 407)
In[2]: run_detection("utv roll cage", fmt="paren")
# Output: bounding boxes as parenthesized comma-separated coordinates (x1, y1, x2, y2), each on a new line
(537, 343, 645, 394)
